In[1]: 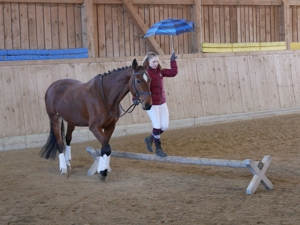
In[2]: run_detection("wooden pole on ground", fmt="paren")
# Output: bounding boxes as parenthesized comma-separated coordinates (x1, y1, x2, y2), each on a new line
(86, 147, 273, 194)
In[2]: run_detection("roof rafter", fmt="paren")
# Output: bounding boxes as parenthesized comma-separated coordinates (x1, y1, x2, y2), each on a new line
(122, 0, 164, 55)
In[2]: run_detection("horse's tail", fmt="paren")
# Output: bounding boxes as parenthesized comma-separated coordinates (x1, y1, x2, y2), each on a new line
(39, 119, 66, 159)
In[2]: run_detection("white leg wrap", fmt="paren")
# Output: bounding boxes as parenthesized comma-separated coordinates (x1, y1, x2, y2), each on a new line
(59, 153, 67, 174)
(97, 154, 107, 173)
(106, 155, 112, 172)
(65, 145, 71, 167)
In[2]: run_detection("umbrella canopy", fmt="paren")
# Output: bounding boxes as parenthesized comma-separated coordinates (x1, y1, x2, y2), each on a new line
(144, 18, 195, 38)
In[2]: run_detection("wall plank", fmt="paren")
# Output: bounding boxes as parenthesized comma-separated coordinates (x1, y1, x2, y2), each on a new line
(282, 54, 296, 108)
(236, 56, 254, 112)
(263, 55, 280, 109)
(112, 5, 119, 57)
(256, 55, 269, 110)
(67, 4, 76, 48)
(0, 4, 4, 49)
(288, 54, 300, 105)
(19, 3, 28, 49)
(118, 5, 125, 57)
(11, 3, 21, 49)
(10, 67, 26, 135)
(3, 3, 12, 49)
(58, 5, 68, 48)
(43, 4, 52, 49)
(171, 59, 185, 119)
(247, 55, 260, 111)
(105, 5, 113, 57)
(292, 54, 300, 105)
(0, 67, 13, 136)
(213, 57, 232, 114)
(225, 56, 243, 113)
(196, 58, 212, 116)
(191, 58, 204, 117)
(74, 4, 82, 48)
(28, 3, 37, 49)
(36, 3, 45, 49)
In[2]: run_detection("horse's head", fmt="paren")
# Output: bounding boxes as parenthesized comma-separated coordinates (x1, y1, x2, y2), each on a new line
(130, 59, 152, 110)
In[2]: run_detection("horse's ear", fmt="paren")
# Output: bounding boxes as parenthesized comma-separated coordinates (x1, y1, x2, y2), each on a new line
(132, 59, 138, 70)
(143, 60, 149, 70)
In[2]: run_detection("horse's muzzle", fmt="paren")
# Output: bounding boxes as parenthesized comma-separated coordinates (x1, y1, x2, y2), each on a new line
(143, 102, 152, 110)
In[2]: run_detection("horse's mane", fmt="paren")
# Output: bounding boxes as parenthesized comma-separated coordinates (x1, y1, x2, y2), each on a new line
(101, 65, 132, 76)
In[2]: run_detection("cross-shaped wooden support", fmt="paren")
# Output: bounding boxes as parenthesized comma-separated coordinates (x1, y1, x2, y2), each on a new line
(244, 156, 273, 194)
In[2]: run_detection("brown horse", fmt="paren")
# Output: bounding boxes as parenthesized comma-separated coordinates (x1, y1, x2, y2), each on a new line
(39, 59, 152, 178)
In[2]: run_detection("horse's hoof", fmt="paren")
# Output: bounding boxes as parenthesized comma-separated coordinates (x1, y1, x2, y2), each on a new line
(60, 168, 69, 177)
(98, 170, 108, 181)
(100, 169, 107, 177)
(60, 168, 67, 174)
(98, 174, 107, 181)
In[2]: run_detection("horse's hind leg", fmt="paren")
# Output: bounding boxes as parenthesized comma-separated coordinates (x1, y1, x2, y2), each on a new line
(50, 115, 68, 174)
(65, 123, 75, 169)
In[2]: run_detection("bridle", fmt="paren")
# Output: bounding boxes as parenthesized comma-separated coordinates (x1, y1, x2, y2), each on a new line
(130, 71, 152, 104)
(100, 70, 151, 118)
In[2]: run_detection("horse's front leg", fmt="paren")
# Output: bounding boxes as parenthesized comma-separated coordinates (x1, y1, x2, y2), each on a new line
(89, 123, 116, 179)
(65, 123, 75, 169)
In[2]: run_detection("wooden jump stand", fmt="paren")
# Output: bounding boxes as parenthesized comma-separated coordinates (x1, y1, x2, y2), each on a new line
(86, 147, 273, 195)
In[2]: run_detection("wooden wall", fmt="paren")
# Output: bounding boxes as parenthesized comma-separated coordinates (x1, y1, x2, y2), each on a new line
(201, 5, 282, 43)
(2, 0, 300, 150)
(1, 51, 300, 141)
(94, 3, 194, 57)
(0, 1, 83, 50)
(289, 1, 300, 42)
(1, 0, 300, 55)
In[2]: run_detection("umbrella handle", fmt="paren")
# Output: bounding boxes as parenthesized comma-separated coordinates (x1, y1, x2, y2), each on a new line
(171, 35, 174, 54)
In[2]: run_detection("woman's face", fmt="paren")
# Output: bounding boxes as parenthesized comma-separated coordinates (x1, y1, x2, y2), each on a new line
(149, 56, 159, 69)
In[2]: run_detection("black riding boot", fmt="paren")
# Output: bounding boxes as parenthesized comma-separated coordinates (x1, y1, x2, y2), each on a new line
(144, 135, 153, 152)
(155, 141, 167, 157)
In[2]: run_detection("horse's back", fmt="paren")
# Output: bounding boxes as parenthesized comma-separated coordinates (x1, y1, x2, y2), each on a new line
(45, 78, 84, 113)
(46, 78, 82, 98)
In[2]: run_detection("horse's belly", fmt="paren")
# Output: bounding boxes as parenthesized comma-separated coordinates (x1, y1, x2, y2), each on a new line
(72, 120, 89, 127)
(57, 106, 89, 127)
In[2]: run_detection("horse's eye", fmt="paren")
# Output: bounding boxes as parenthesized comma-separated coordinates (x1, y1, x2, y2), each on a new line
(137, 80, 141, 84)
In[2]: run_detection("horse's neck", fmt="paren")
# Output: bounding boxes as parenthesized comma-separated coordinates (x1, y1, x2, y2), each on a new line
(98, 71, 131, 108)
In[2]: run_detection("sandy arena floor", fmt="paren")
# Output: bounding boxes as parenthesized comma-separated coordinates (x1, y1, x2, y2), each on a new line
(1, 114, 300, 225)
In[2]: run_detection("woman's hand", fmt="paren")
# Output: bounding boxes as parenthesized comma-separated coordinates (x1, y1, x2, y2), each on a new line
(170, 52, 177, 61)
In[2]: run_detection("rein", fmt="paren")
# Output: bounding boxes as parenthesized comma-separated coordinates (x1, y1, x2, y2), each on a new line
(99, 70, 150, 118)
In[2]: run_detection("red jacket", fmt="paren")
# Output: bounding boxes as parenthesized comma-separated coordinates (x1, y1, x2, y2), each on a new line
(148, 60, 178, 105)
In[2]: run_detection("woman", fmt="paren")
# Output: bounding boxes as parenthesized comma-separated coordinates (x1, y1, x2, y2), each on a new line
(140, 52, 178, 157)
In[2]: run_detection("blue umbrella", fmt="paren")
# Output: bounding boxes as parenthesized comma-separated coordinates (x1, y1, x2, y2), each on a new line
(144, 18, 195, 53)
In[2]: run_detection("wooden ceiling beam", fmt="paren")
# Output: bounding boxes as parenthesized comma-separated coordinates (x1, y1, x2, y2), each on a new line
(122, 0, 164, 55)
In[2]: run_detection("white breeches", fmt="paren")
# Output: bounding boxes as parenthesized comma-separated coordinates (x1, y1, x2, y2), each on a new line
(146, 103, 169, 131)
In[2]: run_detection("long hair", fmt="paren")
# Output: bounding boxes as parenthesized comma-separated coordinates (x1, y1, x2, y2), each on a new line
(142, 52, 162, 70)
(39, 120, 65, 159)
